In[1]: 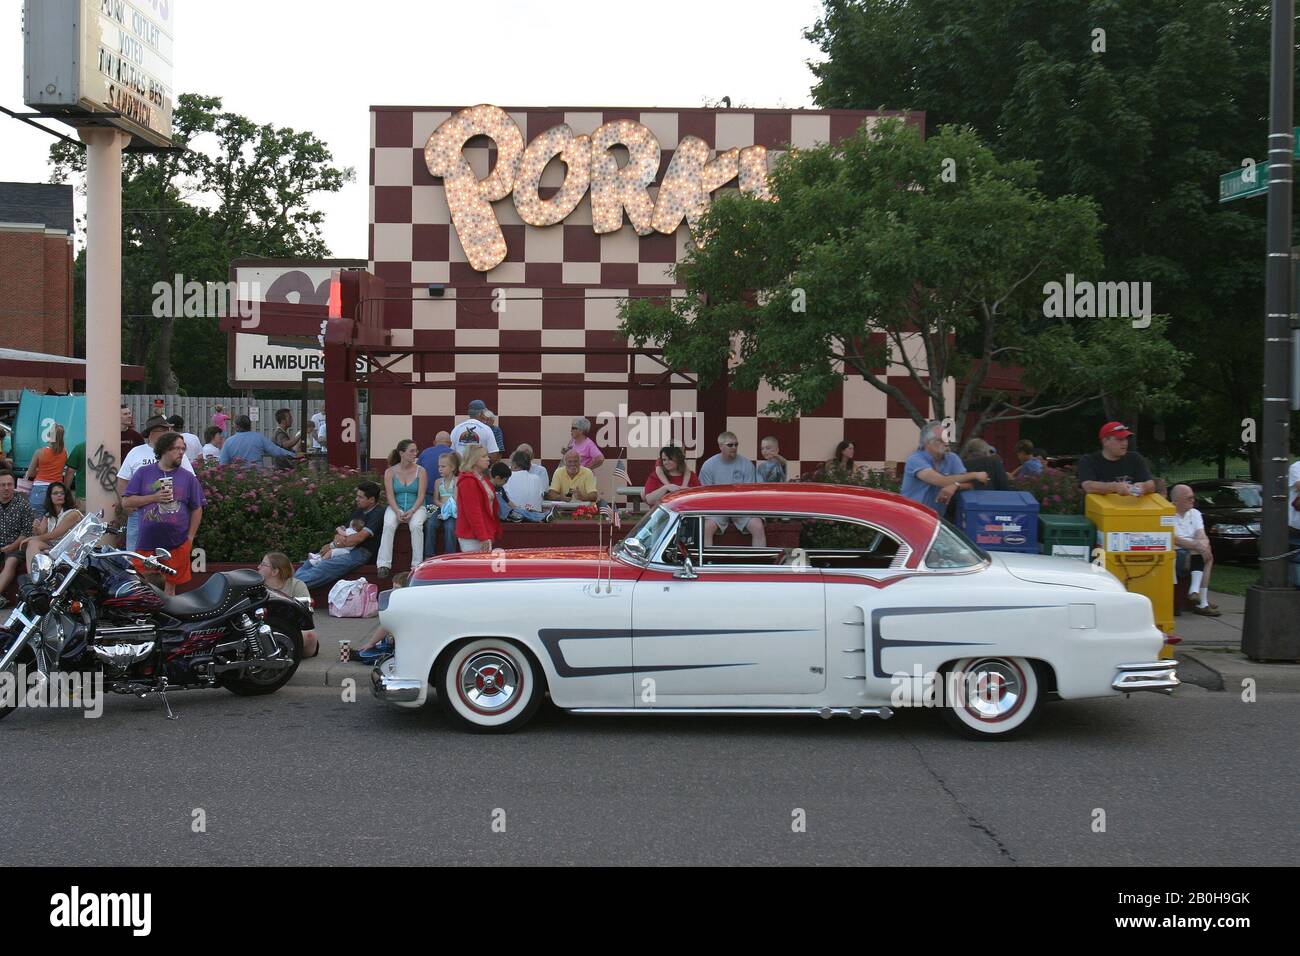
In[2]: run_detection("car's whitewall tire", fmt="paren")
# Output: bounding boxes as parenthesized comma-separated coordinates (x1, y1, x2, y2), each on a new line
(941, 656, 1042, 740)
(437, 638, 543, 733)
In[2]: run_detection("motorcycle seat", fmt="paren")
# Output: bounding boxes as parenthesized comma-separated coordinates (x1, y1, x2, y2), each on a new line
(159, 569, 267, 620)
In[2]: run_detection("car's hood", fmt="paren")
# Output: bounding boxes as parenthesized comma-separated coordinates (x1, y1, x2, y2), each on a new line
(994, 551, 1125, 592)
(1204, 508, 1260, 525)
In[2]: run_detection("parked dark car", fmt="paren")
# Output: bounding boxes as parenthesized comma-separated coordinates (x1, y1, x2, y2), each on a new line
(1185, 480, 1262, 562)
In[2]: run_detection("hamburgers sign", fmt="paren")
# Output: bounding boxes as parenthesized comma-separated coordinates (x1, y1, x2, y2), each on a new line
(426, 104, 773, 272)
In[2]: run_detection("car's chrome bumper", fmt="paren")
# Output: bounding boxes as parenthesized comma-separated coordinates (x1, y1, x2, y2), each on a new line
(1112, 661, 1180, 694)
(370, 659, 422, 703)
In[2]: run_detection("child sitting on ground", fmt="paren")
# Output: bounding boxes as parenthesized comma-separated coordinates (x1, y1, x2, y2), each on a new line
(307, 518, 365, 564)
(349, 572, 407, 662)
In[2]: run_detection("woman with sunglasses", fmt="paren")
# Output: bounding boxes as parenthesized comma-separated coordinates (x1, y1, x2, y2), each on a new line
(24, 480, 83, 569)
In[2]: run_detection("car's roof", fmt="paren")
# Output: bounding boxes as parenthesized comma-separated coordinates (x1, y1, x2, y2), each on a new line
(660, 483, 939, 548)
(1185, 479, 1261, 489)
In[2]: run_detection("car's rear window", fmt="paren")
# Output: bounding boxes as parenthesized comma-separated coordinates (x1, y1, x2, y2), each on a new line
(925, 522, 987, 569)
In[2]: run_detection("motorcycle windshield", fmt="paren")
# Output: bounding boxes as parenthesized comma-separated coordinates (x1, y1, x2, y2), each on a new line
(48, 510, 108, 566)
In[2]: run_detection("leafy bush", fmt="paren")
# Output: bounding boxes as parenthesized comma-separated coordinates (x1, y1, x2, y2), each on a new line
(799, 464, 902, 493)
(797, 465, 903, 548)
(1010, 467, 1083, 515)
(193, 460, 383, 564)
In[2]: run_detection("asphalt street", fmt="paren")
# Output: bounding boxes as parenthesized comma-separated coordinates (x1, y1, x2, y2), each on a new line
(1, 628, 1296, 866)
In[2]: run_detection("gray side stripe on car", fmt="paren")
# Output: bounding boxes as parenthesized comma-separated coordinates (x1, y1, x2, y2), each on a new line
(870, 606, 1050, 678)
(536, 627, 814, 678)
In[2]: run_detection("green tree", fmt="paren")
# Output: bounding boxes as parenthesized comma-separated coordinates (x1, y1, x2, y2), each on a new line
(51, 93, 354, 394)
(620, 120, 1185, 445)
(805, 0, 1293, 472)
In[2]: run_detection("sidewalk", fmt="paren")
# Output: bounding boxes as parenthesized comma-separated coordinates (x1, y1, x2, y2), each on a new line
(291, 614, 386, 688)
(1169, 590, 1300, 694)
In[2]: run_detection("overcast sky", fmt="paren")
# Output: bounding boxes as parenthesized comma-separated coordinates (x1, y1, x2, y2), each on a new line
(2, 0, 828, 257)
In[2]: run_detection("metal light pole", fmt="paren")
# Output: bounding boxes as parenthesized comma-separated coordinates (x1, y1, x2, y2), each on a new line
(1242, 0, 1300, 660)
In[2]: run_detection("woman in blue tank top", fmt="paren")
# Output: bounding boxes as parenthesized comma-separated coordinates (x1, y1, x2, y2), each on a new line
(378, 439, 429, 576)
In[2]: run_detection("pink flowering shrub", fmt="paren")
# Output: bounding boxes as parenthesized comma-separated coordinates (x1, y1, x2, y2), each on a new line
(193, 460, 383, 563)
(1011, 467, 1083, 515)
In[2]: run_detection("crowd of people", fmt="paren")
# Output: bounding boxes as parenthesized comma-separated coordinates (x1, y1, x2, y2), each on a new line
(5, 397, 1298, 619)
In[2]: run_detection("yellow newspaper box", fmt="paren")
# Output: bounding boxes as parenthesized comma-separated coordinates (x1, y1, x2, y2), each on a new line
(1085, 493, 1177, 638)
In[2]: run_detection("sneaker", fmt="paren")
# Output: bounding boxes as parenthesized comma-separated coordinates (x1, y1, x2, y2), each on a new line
(1192, 605, 1222, 617)
(543, 509, 555, 523)
(1187, 590, 1200, 603)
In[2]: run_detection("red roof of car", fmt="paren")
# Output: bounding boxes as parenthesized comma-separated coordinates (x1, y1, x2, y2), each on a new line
(660, 483, 939, 552)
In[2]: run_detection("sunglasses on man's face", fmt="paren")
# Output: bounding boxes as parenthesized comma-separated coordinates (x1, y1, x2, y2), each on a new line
(723, 442, 738, 448)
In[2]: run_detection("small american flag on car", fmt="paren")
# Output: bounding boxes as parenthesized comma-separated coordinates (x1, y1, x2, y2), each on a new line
(599, 501, 621, 528)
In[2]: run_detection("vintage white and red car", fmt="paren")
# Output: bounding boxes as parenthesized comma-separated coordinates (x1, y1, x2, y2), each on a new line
(371, 484, 1178, 738)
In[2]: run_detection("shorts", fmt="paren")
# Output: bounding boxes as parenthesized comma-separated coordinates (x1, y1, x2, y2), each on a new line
(709, 515, 757, 534)
(134, 539, 192, 586)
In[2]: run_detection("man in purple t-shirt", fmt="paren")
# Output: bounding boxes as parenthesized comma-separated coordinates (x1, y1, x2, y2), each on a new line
(123, 431, 205, 595)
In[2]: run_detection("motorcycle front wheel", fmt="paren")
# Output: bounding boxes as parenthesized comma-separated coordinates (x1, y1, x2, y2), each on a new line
(0, 640, 36, 721)
(219, 619, 303, 697)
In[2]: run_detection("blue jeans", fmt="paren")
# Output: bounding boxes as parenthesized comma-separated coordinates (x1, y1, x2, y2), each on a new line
(28, 483, 49, 515)
(1290, 530, 1300, 588)
(295, 548, 369, 589)
(425, 513, 459, 555)
(497, 492, 546, 522)
(125, 511, 141, 551)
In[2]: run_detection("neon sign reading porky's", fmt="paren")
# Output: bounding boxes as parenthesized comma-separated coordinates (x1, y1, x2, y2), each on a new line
(424, 105, 772, 272)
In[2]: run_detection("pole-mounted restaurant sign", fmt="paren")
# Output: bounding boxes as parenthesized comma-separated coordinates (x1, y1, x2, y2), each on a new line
(23, 0, 175, 149)
(427, 104, 774, 272)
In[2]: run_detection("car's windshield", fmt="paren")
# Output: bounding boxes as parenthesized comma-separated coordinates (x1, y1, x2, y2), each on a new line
(48, 510, 107, 566)
(925, 521, 988, 569)
(618, 506, 674, 562)
(1202, 485, 1262, 509)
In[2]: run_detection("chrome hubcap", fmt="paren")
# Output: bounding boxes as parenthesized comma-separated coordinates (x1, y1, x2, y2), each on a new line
(963, 659, 1023, 720)
(460, 652, 520, 713)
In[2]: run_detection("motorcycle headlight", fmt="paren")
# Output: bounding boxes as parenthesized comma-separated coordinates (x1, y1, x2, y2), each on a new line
(30, 553, 53, 586)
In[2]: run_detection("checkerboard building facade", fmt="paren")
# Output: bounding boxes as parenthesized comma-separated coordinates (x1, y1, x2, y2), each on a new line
(366, 105, 950, 484)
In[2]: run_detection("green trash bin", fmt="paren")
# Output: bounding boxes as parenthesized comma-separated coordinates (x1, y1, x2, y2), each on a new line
(1039, 513, 1095, 562)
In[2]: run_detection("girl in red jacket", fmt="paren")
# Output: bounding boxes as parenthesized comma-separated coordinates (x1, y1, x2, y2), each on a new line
(455, 444, 499, 551)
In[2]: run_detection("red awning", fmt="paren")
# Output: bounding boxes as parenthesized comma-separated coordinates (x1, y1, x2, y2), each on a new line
(0, 348, 146, 382)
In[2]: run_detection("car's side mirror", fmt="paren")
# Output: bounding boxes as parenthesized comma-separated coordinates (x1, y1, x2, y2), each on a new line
(622, 538, 647, 562)
(674, 553, 697, 580)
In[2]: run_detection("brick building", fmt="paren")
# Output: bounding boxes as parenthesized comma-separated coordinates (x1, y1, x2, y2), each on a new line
(0, 183, 75, 392)
(361, 105, 956, 483)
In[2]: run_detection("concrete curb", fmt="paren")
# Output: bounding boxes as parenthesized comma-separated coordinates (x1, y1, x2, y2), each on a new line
(1179, 649, 1300, 696)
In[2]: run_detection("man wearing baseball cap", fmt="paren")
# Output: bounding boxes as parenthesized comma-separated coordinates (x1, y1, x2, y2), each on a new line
(1076, 422, 1155, 501)
(449, 399, 501, 461)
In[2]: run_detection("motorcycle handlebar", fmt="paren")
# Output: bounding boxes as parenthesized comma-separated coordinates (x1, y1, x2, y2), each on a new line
(96, 548, 178, 575)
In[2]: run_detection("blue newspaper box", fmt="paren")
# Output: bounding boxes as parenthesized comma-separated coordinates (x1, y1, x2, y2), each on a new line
(955, 490, 1040, 554)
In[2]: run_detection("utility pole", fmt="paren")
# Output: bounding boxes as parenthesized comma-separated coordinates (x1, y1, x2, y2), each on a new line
(1242, 0, 1300, 660)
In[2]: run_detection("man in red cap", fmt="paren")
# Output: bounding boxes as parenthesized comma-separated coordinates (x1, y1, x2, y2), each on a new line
(1076, 422, 1155, 500)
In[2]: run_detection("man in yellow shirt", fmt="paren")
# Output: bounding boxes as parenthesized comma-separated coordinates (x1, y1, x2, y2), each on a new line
(547, 449, 599, 503)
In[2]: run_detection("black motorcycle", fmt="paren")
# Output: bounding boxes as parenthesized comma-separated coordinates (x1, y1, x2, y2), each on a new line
(0, 511, 313, 720)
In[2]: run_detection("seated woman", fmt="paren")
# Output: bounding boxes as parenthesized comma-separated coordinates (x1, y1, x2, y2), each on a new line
(561, 416, 605, 471)
(25, 481, 83, 569)
(257, 551, 319, 658)
(643, 444, 700, 507)
(377, 439, 429, 577)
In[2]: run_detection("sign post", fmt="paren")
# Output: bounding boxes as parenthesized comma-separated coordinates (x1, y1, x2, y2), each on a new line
(23, 0, 176, 520)
(1242, 0, 1300, 660)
